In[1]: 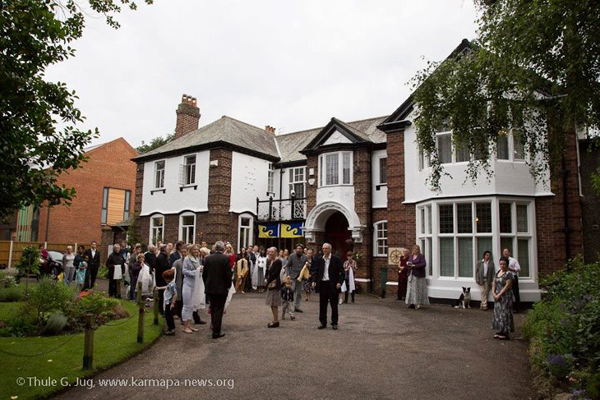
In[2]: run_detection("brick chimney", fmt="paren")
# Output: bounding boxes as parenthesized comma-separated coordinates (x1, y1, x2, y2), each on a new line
(265, 125, 276, 134)
(175, 94, 200, 139)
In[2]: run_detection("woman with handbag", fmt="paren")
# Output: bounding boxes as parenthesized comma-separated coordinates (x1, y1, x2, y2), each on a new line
(264, 246, 282, 328)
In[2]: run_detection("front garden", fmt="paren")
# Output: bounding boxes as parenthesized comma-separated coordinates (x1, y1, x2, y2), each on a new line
(523, 257, 600, 400)
(0, 270, 163, 399)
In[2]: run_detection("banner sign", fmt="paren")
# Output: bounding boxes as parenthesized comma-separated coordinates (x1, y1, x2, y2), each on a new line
(280, 222, 304, 238)
(258, 224, 279, 238)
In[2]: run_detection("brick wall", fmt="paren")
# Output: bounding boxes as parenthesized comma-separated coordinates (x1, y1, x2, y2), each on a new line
(536, 128, 584, 275)
(384, 128, 415, 294)
(37, 138, 137, 249)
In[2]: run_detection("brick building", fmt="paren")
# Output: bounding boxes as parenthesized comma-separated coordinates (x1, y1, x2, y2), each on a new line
(6, 138, 138, 250)
(133, 44, 597, 303)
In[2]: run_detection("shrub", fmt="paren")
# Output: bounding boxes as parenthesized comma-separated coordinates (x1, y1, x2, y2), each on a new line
(27, 277, 76, 326)
(1, 274, 18, 288)
(0, 304, 38, 337)
(15, 246, 41, 279)
(97, 264, 108, 279)
(42, 311, 68, 335)
(523, 257, 600, 398)
(71, 290, 121, 327)
(0, 286, 24, 302)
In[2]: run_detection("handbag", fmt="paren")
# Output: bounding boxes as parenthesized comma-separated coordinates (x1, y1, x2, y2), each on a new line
(267, 280, 277, 290)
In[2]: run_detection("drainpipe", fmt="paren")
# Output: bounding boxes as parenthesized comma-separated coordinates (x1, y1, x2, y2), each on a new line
(44, 206, 51, 242)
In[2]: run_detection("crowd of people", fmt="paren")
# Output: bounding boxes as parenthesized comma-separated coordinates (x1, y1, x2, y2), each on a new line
(57, 239, 520, 340)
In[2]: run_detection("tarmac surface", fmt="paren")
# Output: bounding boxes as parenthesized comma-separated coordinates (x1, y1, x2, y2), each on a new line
(54, 291, 536, 400)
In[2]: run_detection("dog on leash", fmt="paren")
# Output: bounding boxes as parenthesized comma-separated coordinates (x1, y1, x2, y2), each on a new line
(453, 287, 471, 309)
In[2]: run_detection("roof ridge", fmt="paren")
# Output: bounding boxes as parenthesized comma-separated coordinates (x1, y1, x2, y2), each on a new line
(277, 115, 389, 137)
(222, 115, 276, 137)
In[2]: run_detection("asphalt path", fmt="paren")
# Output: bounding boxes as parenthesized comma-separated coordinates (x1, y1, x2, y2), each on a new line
(54, 291, 535, 400)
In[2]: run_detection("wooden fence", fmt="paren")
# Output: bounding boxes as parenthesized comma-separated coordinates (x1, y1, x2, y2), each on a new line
(0, 241, 78, 269)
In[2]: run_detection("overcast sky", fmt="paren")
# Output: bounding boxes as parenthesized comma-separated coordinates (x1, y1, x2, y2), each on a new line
(46, 0, 479, 148)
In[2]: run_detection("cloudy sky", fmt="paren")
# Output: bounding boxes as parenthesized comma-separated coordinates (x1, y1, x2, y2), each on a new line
(47, 0, 479, 148)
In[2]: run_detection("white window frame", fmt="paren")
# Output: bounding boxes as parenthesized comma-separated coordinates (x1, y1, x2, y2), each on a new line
(180, 154, 197, 186)
(179, 212, 196, 244)
(417, 205, 433, 275)
(149, 214, 165, 245)
(154, 160, 166, 189)
(373, 221, 388, 257)
(417, 197, 536, 282)
(496, 129, 527, 163)
(288, 166, 306, 198)
(377, 156, 387, 185)
(429, 129, 527, 167)
(436, 132, 453, 165)
(318, 151, 353, 187)
(238, 213, 254, 251)
(267, 163, 275, 195)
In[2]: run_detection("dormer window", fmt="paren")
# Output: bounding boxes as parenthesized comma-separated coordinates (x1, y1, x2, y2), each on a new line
(319, 151, 353, 187)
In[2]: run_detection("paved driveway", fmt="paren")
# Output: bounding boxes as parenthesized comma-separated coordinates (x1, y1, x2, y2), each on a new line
(54, 293, 535, 400)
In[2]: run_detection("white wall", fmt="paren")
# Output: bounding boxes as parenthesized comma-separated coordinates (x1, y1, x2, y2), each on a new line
(371, 149, 387, 208)
(230, 151, 271, 214)
(403, 124, 553, 203)
(316, 186, 355, 212)
(140, 151, 210, 216)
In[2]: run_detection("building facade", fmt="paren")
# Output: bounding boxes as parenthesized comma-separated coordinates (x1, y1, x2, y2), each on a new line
(133, 64, 595, 303)
(1, 138, 138, 250)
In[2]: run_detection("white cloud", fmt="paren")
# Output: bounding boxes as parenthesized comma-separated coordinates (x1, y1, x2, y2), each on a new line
(45, 0, 478, 146)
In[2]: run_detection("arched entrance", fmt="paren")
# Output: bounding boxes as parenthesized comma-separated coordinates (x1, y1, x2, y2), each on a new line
(324, 211, 351, 261)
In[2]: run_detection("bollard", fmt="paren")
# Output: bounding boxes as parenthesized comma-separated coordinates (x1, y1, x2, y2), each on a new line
(137, 281, 144, 343)
(153, 288, 159, 325)
(82, 314, 94, 370)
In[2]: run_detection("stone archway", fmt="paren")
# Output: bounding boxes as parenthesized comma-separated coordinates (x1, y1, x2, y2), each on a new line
(304, 201, 364, 244)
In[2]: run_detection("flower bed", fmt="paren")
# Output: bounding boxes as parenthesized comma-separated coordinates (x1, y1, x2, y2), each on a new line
(523, 257, 600, 399)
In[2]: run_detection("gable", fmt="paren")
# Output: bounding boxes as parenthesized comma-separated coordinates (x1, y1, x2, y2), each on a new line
(322, 129, 353, 146)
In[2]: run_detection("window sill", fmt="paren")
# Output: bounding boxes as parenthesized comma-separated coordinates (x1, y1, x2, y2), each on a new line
(179, 185, 197, 192)
(373, 254, 388, 258)
(151, 189, 166, 195)
(318, 184, 354, 189)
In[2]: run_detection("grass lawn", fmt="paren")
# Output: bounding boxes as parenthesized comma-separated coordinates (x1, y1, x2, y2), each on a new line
(0, 300, 163, 399)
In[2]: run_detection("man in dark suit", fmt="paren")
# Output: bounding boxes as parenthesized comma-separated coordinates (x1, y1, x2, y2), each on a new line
(83, 241, 101, 290)
(202, 241, 232, 339)
(312, 242, 345, 330)
(154, 245, 170, 316)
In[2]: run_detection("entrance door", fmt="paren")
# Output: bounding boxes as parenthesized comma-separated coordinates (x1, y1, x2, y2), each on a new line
(324, 211, 351, 261)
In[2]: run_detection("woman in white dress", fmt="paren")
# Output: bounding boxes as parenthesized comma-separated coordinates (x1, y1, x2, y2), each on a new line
(341, 251, 357, 304)
(252, 249, 267, 292)
(182, 244, 201, 333)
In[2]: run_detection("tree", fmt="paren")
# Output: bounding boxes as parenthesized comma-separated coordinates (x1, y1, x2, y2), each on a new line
(0, 0, 152, 221)
(136, 133, 175, 154)
(412, 0, 600, 190)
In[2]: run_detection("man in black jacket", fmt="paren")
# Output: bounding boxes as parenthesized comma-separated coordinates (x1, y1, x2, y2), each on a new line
(155, 245, 170, 315)
(202, 241, 232, 339)
(312, 243, 345, 330)
(106, 244, 126, 298)
(83, 241, 101, 290)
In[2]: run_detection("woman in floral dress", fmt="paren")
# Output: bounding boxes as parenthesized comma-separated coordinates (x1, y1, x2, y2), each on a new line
(492, 256, 515, 340)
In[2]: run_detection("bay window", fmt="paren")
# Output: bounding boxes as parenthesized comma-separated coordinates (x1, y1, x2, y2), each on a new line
(319, 151, 353, 187)
(417, 198, 533, 280)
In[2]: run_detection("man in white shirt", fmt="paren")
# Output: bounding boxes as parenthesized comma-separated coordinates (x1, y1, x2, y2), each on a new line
(503, 248, 521, 312)
(312, 243, 345, 330)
